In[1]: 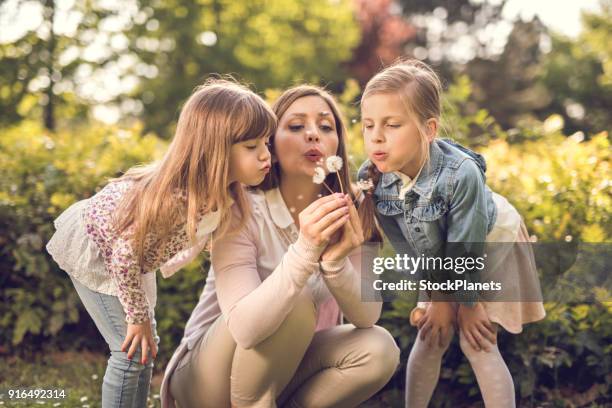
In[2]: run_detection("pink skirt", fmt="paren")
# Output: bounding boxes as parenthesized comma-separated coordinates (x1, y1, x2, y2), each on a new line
(410, 195, 546, 334)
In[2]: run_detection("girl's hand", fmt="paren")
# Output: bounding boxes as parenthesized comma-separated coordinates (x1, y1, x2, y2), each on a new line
(320, 196, 364, 262)
(121, 318, 157, 365)
(417, 302, 455, 348)
(457, 303, 497, 352)
(298, 193, 350, 247)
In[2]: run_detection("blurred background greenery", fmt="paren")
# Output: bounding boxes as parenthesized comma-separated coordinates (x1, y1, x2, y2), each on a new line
(1, 0, 610, 406)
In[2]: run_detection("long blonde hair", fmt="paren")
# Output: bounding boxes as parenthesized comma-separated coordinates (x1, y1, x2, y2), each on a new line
(114, 78, 276, 269)
(358, 58, 443, 241)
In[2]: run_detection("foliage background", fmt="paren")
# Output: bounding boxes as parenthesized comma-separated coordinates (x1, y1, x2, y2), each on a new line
(1, 0, 610, 406)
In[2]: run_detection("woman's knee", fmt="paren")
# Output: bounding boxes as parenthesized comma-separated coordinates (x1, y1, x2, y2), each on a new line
(359, 325, 400, 384)
(230, 292, 317, 405)
(269, 290, 317, 346)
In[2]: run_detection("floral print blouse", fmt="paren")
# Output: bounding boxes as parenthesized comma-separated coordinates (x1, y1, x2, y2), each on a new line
(82, 179, 218, 324)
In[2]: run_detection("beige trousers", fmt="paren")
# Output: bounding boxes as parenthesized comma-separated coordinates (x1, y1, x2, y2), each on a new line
(169, 293, 399, 408)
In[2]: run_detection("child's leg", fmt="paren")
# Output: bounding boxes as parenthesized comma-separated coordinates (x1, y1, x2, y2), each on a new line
(404, 327, 454, 408)
(133, 316, 159, 407)
(459, 325, 515, 408)
(70, 277, 157, 408)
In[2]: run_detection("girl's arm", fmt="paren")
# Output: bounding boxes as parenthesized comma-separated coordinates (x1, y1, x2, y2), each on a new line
(109, 236, 150, 324)
(211, 215, 324, 350)
(319, 243, 382, 328)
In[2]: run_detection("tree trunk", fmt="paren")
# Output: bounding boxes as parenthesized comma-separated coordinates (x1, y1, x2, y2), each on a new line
(44, 0, 55, 131)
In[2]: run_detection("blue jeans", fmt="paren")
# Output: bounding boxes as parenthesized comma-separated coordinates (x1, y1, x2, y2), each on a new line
(70, 276, 160, 408)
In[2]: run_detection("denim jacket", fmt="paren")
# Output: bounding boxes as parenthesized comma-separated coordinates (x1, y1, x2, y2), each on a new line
(358, 138, 497, 304)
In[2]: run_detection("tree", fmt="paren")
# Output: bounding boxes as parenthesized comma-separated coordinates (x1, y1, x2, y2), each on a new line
(345, 0, 416, 84)
(124, 0, 361, 136)
(0, 0, 116, 129)
(396, 0, 508, 68)
(538, 1, 612, 135)
(464, 18, 551, 130)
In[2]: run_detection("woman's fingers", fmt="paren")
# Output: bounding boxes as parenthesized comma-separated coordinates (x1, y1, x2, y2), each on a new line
(341, 215, 356, 240)
(305, 194, 345, 218)
(347, 201, 363, 240)
(311, 199, 347, 223)
(301, 193, 339, 215)
(320, 213, 350, 241)
(316, 205, 349, 231)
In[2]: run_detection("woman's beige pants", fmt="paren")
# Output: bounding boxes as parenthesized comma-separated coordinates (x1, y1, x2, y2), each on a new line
(169, 293, 399, 408)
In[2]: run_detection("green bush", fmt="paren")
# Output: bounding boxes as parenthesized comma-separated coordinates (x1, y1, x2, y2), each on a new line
(0, 120, 221, 366)
(0, 120, 164, 348)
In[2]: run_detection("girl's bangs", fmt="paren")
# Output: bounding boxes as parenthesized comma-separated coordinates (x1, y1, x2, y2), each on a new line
(233, 98, 277, 143)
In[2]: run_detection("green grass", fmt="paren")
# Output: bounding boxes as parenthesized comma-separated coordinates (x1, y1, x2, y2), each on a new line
(2, 351, 608, 407)
(0, 352, 163, 408)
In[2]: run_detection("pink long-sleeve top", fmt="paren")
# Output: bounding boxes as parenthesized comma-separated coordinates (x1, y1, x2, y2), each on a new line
(160, 187, 381, 408)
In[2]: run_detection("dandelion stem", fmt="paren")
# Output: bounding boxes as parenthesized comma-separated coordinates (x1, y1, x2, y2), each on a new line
(336, 173, 345, 194)
(322, 181, 335, 195)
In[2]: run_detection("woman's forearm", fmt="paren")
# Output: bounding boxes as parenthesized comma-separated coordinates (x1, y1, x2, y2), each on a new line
(320, 245, 382, 328)
(212, 232, 324, 349)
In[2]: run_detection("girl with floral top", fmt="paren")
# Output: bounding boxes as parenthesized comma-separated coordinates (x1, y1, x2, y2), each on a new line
(46, 78, 276, 408)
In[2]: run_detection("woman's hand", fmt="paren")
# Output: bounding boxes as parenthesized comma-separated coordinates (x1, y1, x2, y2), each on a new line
(457, 303, 497, 351)
(417, 302, 455, 348)
(298, 193, 350, 247)
(320, 196, 364, 262)
(121, 318, 157, 365)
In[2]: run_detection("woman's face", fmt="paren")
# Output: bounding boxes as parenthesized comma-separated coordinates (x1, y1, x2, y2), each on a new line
(274, 95, 340, 179)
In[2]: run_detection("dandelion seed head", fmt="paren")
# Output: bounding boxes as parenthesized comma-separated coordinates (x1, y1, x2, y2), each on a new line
(356, 179, 374, 191)
(325, 156, 343, 173)
(312, 167, 326, 184)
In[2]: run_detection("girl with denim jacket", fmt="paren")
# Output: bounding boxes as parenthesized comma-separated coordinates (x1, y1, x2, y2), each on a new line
(357, 59, 545, 408)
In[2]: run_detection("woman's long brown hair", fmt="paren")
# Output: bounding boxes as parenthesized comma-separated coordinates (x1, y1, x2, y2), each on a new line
(258, 84, 382, 242)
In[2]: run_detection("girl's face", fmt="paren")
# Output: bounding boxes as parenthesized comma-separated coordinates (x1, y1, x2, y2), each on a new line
(274, 95, 340, 179)
(361, 92, 430, 175)
(228, 136, 272, 185)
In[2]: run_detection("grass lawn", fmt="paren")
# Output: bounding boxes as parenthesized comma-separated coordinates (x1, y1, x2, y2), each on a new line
(2, 351, 607, 407)
(0, 351, 163, 408)
(0, 351, 403, 408)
